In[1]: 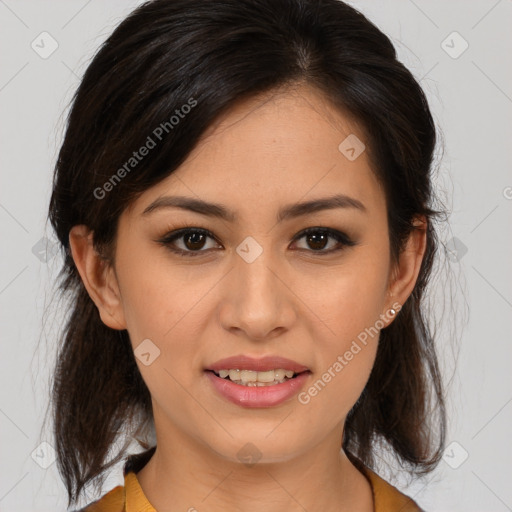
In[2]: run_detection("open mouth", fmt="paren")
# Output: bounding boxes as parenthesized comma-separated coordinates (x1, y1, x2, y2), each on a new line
(206, 369, 310, 387)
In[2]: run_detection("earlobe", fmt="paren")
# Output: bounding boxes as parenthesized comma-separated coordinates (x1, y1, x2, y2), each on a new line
(385, 215, 427, 320)
(68, 225, 127, 330)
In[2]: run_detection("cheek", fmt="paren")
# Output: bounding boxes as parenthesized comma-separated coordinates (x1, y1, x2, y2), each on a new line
(303, 249, 390, 342)
(115, 249, 208, 344)
(297, 245, 390, 413)
(298, 285, 383, 423)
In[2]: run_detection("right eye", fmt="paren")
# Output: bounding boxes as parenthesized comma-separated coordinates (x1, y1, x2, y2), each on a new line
(157, 228, 222, 257)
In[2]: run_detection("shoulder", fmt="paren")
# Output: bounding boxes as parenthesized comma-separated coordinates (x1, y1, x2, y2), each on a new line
(70, 447, 156, 512)
(71, 484, 125, 512)
(361, 466, 426, 512)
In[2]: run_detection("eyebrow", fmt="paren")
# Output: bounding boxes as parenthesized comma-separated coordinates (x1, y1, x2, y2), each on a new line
(141, 193, 366, 222)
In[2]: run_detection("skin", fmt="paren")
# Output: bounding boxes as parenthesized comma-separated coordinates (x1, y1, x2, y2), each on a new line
(69, 84, 426, 512)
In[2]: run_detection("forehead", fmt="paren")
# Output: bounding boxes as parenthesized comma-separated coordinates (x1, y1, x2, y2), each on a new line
(126, 84, 385, 221)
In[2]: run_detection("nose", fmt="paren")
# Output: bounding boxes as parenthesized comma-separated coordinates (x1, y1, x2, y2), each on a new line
(219, 249, 297, 341)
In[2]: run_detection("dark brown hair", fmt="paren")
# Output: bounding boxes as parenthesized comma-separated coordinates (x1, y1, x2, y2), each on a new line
(47, 0, 446, 506)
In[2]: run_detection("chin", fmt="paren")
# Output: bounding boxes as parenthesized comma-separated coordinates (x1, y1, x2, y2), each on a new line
(205, 433, 306, 467)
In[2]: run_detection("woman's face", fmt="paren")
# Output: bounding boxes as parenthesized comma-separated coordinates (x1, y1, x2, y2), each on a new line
(93, 85, 404, 463)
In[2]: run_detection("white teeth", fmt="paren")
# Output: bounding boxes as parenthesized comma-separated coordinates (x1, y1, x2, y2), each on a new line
(228, 369, 241, 381)
(215, 368, 299, 385)
(255, 370, 276, 383)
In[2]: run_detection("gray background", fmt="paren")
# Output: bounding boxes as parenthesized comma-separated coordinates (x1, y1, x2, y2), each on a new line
(1, 0, 511, 510)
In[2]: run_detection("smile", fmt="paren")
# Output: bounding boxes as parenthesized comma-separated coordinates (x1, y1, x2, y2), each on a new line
(213, 368, 299, 386)
(204, 369, 311, 407)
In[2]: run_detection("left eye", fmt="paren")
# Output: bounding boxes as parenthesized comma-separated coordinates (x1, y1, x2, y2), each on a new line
(291, 227, 355, 253)
(158, 227, 355, 257)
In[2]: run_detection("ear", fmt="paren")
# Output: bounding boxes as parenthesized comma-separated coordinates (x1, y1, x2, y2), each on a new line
(68, 225, 127, 330)
(384, 215, 428, 324)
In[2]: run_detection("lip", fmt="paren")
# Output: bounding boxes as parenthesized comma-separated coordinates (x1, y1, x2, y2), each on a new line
(205, 370, 311, 408)
(205, 355, 310, 373)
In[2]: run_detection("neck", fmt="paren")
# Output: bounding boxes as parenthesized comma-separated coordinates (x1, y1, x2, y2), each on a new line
(135, 420, 373, 512)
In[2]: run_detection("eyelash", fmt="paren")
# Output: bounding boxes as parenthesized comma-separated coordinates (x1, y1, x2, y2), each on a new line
(157, 225, 356, 258)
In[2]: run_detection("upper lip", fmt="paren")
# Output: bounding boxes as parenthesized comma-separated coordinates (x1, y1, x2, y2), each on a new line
(206, 355, 310, 373)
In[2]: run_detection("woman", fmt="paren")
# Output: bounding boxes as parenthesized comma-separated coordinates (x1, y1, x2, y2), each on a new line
(48, 0, 446, 510)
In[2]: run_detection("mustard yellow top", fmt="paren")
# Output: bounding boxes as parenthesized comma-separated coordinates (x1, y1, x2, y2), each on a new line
(80, 463, 423, 512)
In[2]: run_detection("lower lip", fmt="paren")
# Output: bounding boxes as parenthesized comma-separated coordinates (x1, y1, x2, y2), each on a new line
(204, 370, 311, 408)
